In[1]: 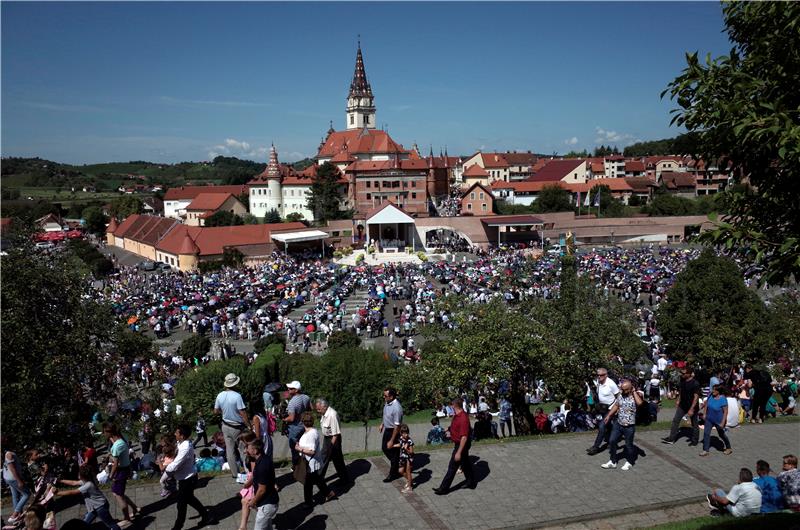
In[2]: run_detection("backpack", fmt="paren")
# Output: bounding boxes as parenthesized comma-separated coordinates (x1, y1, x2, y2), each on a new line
(266, 412, 277, 436)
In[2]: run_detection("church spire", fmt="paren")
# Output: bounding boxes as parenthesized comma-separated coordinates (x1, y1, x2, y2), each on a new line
(266, 144, 281, 180)
(346, 39, 376, 130)
(349, 40, 373, 99)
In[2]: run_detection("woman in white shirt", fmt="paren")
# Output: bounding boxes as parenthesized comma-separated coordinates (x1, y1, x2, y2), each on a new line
(295, 411, 336, 507)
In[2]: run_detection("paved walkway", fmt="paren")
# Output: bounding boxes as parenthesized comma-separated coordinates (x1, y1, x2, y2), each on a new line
(53, 422, 799, 529)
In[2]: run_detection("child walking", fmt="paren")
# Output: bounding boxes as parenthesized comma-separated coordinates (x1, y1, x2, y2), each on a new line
(157, 434, 177, 498)
(394, 424, 415, 493)
(54, 464, 121, 530)
(236, 432, 258, 530)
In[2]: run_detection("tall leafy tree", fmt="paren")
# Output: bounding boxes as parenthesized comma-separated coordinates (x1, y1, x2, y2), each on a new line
(264, 209, 281, 224)
(537, 184, 573, 213)
(307, 162, 345, 222)
(204, 210, 244, 227)
(81, 205, 108, 235)
(657, 249, 773, 368)
(663, 2, 800, 285)
(109, 195, 143, 220)
(1, 239, 155, 447)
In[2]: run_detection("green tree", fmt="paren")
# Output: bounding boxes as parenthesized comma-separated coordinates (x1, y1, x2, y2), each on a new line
(109, 195, 143, 220)
(204, 210, 244, 227)
(179, 334, 211, 361)
(663, 2, 800, 285)
(264, 209, 281, 224)
(81, 205, 108, 235)
(307, 162, 345, 222)
(536, 184, 573, 213)
(284, 212, 305, 223)
(657, 249, 773, 368)
(1, 238, 152, 447)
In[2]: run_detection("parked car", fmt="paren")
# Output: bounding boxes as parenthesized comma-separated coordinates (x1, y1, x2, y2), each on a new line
(137, 260, 156, 271)
(35, 242, 55, 249)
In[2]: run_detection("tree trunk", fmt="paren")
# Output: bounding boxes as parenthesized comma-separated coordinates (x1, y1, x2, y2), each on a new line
(510, 380, 535, 435)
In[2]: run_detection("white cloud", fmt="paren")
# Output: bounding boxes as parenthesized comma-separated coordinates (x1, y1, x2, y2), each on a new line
(594, 127, 636, 145)
(564, 136, 579, 146)
(206, 138, 305, 162)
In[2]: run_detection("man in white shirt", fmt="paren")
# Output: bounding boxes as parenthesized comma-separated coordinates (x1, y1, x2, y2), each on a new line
(726, 394, 741, 428)
(707, 468, 762, 517)
(315, 398, 351, 485)
(587, 368, 620, 456)
(167, 424, 217, 530)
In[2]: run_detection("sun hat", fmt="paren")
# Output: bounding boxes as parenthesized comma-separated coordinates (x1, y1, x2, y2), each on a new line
(286, 380, 302, 390)
(224, 373, 241, 388)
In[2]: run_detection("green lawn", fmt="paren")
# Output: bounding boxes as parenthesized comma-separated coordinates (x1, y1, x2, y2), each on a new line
(643, 511, 800, 529)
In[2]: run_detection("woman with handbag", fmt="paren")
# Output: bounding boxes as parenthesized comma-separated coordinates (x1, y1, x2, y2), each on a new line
(295, 411, 336, 509)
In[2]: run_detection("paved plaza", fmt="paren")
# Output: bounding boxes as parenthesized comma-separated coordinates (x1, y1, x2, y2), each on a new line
(53, 422, 799, 529)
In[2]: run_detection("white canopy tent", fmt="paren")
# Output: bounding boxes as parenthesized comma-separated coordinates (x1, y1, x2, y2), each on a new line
(365, 203, 418, 252)
(272, 230, 329, 255)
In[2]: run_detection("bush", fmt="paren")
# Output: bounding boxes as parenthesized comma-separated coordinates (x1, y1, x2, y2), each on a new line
(198, 260, 224, 273)
(355, 253, 365, 263)
(175, 357, 245, 417)
(417, 251, 428, 262)
(333, 250, 343, 259)
(253, 334, 285, 354)
(179, 334, 211, 360)
(327, 330, 360, 351)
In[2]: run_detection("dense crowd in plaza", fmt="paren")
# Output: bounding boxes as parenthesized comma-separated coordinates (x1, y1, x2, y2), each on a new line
(4, 244, 799, 529)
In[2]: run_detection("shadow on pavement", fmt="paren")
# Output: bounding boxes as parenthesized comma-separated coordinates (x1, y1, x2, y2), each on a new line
(297, 514, 329, 529)
(274, 502, 320, 529)
(472, 457, 491, 485)
(413, 468, 433, 487)
(412, 453, 431, 470)
(206, 492, 243, 525)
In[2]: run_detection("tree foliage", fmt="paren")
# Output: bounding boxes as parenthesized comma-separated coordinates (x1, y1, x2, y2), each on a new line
(81, 206, 108, 235)
(623, 133, 699, 157)
(307, 162, 346, 222)
(657, 249, 773, 369)
(109, 195, 143, 220)
(179, 334, 211, 360)
(537, 184, 574, 213)
(204, 210, 244, 227)
(663, 2, 800, 285)
(1, 241, 154, 447)
(265, 209, 281, 224)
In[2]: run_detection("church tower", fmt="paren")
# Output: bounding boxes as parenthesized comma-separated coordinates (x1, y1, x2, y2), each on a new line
(346, 42, 376, 130)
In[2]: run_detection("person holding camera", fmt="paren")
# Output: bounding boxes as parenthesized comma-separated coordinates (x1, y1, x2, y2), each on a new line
(600, 378, 643, 471)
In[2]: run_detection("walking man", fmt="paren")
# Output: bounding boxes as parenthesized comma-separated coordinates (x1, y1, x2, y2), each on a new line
(102, 423, 140, 524)
(247, 439, 279, 530)
(379, 387, 403, 482)
(315, 398, 351, 485)
(214, 373, 250, 478)
(587, 368, 620, 455)
(168, 425, 217, 530)
(662, 367, 700, 446)
(284, 381, 311, 467)
(433, 397, 476, 494)
(600, 379, 643, 471)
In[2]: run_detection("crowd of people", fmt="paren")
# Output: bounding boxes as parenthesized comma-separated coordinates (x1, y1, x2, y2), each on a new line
(4, 242, 799, 528)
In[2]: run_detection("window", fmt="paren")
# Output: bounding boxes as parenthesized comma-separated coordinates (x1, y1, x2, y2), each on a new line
(574, 173, 577, 179)
(411, 181, 416, 188)
(366, 181, 371, 188)
(479, 192, 484, 200)
(482, 203, 487, 211)
(350, 115, 354, 125)
(471, 192, 476, 200)
(365, 115, 369, 124)
(366, 193, 371, 200)
(467, 203, 473, 210)
(374, 181, 379, 188)
(411, 192, 417, 199)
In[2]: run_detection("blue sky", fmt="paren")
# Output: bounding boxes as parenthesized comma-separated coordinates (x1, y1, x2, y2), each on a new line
(1, 2, 731, 165)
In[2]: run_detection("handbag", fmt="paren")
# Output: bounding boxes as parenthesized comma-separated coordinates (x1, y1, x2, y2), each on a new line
(292, 456, 308, 484)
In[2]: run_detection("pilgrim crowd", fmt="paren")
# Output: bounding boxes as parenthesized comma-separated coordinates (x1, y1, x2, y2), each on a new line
(4, 244, 799, 529)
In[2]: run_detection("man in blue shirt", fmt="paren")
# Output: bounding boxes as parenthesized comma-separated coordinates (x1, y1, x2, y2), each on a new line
(754, 459, 783, 513)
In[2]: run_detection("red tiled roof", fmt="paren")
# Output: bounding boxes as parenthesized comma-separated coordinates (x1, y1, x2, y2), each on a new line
(625, 161, 646, 172)
(624, 177, 658, 192)
(121, 215, 178, 246)
(569, 179, 633, 193)
(178, 233, 200, 255)
(501, 152, 537, 166)
(186, 193, 236, 211)
(661, 172, 696, 189)
(163, 185, 249, 201)
(481, 215, 544, 226)
(480, 153, 509, 168)
(462, 164, 489, 177)
(113, 214, 143, 238)
(157, 222, 306, 256)
(330, 150, 355, 163)
(317, 129, 408, 158)
(590, 162, 605, 173)
(105, 218, 118, 233)
(461, 182, 495, 198)
(529, 159, 585, 182)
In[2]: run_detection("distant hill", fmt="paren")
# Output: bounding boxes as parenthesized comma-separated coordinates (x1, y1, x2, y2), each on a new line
(0, 155, 315, 190)
(623, 133, 698, 157)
